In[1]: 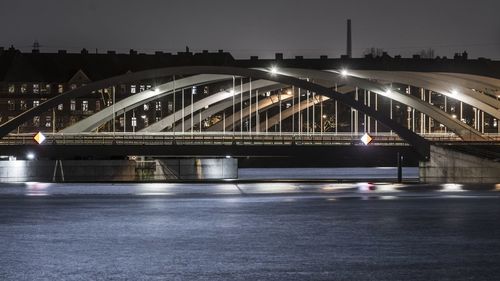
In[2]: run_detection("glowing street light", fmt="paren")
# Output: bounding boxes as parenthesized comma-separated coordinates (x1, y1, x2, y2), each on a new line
(270, 66, 278, 75)
(340, 69, 349, 77)
(26, 153, 35, 160)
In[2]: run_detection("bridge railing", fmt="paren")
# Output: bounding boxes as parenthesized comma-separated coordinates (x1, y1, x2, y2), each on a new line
(0, 131, 485, 146)
(0, 132, 411, 146)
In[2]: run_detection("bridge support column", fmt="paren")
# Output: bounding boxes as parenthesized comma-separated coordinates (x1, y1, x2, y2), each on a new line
(419, 145, 500, 184)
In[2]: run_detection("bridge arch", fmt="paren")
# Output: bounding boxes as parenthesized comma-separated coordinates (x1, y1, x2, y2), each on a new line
(139, 68, 483, 140)
(347, 70, 500, 117)
(84, 66, 485, 140)
(277, 68, 486, 139)
(0, 66, 431, 158)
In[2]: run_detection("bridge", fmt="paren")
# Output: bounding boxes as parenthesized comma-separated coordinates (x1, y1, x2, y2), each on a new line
(0, 61, 499, 183)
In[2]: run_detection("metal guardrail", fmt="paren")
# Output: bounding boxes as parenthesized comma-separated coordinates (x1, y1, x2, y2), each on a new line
(1, 132, 496, 146)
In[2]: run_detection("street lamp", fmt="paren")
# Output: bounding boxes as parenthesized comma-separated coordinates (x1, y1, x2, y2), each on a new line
(270, 66, 278, 75)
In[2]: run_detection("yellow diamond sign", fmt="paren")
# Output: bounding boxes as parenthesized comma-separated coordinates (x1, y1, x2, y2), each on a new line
(361, 133, 372, 145)
(34, 132, 46, 144)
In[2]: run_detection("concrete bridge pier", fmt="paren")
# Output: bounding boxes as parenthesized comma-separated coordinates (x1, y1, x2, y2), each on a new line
(0, 157, 238, 182)
(419, 145, 500, 184)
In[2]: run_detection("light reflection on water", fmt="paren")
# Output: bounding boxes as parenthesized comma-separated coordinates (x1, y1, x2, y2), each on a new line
(9, 181, 499, 198)
(25, 182, 50, 196)
(440, 183, 464, 192)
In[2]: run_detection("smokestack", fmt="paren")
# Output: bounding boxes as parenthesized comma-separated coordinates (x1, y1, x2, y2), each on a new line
(347, 19, 352, 58)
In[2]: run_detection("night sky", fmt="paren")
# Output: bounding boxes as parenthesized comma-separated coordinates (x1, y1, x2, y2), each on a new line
(1, 0, 499, 59)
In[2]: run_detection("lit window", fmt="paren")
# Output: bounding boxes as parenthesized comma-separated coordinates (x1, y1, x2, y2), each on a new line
(43, 84, 51, 93)
(58, 84, 64, 94)
(70, 100, 76, 111)
(139, 85, 145, 92)
(146, 85, 152, 90)
(8, 84, 15, 93)
(131, 117, 137, 127)
(131, 85, 136, 94)
(82, 100, 89, 112)
(192, 86, 197, 95)
(20, 100, 27, 110)
(58, 104, 63, 111)
(144, 103, 149, 111)
(155, 117, 160, 122)
(33, 84, 40, 94)
(21, 84, 27, 94)
(155, 101, 162, 111)
(8, 100, 15, 110)
(33, 100, 40, 107)
(45, 116, 51, 128)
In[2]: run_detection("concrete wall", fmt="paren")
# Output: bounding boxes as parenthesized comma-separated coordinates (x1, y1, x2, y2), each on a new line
(420, 145, 500, 183)
(0, 160, 137, 182)
(0, 158, 238, 182)
(162, 158, 238, 180)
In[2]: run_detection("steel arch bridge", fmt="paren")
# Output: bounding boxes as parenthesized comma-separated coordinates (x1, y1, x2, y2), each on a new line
(1, 65, 499, 160)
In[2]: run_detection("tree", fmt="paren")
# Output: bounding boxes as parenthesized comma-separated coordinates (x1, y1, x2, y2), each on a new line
(364, 47, 385, 58)
(418, 48, 435, 59)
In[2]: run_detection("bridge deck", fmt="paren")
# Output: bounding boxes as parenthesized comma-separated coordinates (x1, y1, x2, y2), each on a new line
(0, 132, 491, 146)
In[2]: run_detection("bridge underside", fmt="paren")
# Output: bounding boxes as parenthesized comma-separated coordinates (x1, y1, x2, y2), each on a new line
(0, 144, 422, 167)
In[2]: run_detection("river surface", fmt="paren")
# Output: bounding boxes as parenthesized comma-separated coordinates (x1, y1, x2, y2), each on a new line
(1, 182, 499, 280)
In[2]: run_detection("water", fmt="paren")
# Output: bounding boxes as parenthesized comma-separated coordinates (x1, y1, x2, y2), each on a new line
(1, 183, 500, 280)
(239, 167, 418, 180)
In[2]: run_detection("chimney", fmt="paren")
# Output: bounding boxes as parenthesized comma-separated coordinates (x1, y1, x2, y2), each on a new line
(347, 19, 352, 58)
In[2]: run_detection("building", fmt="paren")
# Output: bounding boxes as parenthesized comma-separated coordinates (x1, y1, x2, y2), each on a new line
(1, 46, 499, 134)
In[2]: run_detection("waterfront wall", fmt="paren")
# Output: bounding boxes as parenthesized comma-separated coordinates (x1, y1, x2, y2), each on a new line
(419, 145, 500, 183)
(0, 158, 238, 182)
